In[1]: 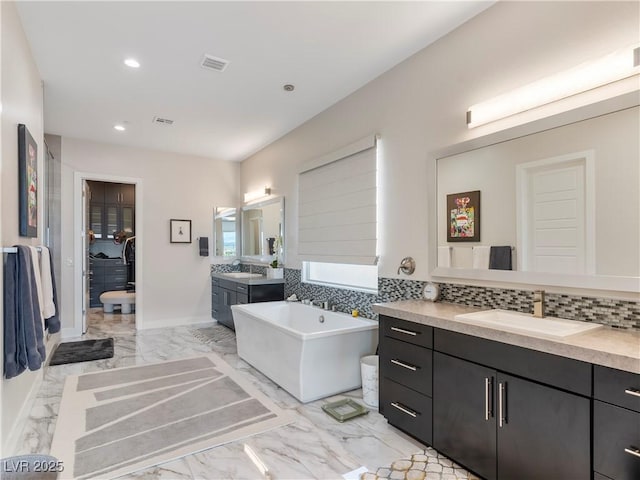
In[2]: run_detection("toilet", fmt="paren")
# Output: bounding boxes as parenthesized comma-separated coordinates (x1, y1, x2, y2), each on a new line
(100, 291, 136, 314)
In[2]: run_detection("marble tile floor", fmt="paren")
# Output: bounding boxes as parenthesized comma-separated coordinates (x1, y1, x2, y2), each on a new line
(16, 309, 477, 480)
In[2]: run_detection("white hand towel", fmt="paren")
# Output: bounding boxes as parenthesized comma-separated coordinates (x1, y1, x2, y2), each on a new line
(472, 246, 491, 270)
(27, 246, 45, 325)
(452, 247, 473, 269)
(438, 246, 451, 268)
(39, 246, 56, 319)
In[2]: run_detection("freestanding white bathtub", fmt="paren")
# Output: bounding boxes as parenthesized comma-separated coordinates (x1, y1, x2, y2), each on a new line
(231, 301, 378, 403)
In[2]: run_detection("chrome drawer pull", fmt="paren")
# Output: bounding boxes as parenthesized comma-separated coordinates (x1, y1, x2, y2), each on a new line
(390, 402, 417, 418)
(391, 359, 417, 371)
(624, 446, 640, 458)
(390, 327, 418, 336)
(624, 388, 640, 398)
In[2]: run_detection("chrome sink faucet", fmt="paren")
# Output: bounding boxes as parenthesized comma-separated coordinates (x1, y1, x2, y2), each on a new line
(533, 290, 545, 318)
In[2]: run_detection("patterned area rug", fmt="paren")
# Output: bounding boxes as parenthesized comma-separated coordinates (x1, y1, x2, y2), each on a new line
(49, 353, 293, 479)
(361, 449, 480, 480)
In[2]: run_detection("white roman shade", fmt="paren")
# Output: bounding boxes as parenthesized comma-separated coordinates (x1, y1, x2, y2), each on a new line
(298, 134, 378, 265)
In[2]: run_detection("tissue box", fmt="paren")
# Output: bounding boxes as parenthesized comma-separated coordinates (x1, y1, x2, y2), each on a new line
(266, 267, 284, 279)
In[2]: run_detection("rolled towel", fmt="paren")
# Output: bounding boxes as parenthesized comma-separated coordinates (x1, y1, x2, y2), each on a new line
(199, 237, 209, 256)
(472, 246, 490, 270)
(438, 246, 451, 268)
(452, 247, 473, 269)
(489, 246, 513, 270)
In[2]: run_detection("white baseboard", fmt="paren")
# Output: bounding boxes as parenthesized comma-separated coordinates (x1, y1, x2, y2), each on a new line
(136, 315, 215, 330)
(2, 334, 59, 456)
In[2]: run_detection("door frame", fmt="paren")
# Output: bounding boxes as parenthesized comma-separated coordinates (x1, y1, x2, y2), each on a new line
(73, 172, 144, 334)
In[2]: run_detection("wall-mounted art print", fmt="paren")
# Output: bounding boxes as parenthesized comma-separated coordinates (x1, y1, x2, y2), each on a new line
(18, 124, 38, 237)
(170, 219, 192, 243)
(447, 190, 480, 242)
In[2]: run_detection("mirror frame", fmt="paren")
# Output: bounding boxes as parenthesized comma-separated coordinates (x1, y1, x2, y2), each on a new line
(428, 91, 640, 293)
(213, 206, 238, 258)
(240, 196, 285, 263)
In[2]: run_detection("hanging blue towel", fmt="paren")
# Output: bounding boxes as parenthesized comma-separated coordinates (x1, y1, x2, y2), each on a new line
(489, 246, 513, 270)
(3, 246, 46, 379)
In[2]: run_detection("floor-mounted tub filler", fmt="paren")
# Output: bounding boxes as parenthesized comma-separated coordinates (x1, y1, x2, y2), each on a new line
(232, 301, 379, 403)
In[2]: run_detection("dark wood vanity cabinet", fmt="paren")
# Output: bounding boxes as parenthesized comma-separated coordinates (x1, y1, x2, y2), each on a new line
(593, 365, 640, 480)
(379, 315, 593, 480)
(432, 332, 590, 480)
(379, 315, 433, 444)
(211, 276, 284, 330)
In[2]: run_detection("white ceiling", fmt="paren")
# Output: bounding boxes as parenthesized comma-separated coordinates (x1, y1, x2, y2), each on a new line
(17, 1, 493, 162)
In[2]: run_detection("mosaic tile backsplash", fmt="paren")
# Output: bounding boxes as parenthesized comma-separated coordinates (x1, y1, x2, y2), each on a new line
(211, 264, 639, 329)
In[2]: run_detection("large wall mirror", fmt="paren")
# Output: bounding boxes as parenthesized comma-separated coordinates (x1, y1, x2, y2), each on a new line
(214, 207, 237, 257)
(241, 197, 284, 260)
(433, 103, 639, 293)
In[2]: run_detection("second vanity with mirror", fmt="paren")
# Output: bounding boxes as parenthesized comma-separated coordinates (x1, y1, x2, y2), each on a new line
(211, 196, 286, 330)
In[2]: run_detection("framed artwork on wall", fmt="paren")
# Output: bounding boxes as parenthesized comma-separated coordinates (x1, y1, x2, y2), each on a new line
(170, 219, 192, 243)
(447, 190, 480, 242)
(18, 124, 38, 238)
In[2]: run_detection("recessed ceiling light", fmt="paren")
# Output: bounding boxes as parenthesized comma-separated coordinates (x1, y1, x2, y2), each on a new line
(114, 124, 126, 131)
(124, 58, 140, 68)
(283, 84, 295, 92)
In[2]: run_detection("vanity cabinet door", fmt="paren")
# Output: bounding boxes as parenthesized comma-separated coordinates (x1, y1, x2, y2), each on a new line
(433, 352, 497, 480)
(496, 373, 590, 480)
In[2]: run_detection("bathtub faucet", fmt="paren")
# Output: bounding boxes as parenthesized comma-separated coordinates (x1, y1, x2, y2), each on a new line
(313, 299, 334, 310)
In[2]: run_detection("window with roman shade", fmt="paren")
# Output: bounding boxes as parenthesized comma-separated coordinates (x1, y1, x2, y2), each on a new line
(298, 134, 378, 265)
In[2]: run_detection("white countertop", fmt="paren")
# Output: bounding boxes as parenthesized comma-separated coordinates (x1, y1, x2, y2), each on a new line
(373, 300, 640, 374)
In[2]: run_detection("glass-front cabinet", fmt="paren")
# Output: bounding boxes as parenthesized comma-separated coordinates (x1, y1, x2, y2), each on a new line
(88, 181, 135, 239)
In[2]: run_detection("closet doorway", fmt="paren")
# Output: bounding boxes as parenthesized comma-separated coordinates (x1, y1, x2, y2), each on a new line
(74, 173, 143, 335)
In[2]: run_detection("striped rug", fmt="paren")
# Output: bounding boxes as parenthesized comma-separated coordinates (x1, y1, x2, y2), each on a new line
(49, 353, 293, 479)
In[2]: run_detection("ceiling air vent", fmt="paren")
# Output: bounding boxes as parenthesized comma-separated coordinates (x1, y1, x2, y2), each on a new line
(200, 54, 229, 72)
(152, 116, 174, 126)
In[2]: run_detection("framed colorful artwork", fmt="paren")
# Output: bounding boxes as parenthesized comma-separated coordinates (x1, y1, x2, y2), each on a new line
(18, 124, 38, 238)
(447, 190, 480, 242)
(170, 219, 192, 243)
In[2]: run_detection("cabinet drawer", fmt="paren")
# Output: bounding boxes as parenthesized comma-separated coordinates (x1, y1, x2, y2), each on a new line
(107, 265, 127, 275)
(211, 289, 221, 306)
(381, 337, 432, 397)
(381, 315, 433, 348)
(381, 377, 432, 445)
(595, 365, 640, 413)
(236, 283, 249, 294)
(219, 278, 237, 290)
(594, 401, 640, 480)
(237, 293, 248, 305)
(103, 282, 127, 291)
(107, 274, 128, 283)
(212, 276, 221, 287)
(434, 329, 592, 396)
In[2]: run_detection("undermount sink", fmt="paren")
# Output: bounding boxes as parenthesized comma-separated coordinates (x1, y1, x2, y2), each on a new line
(454, 309, 603, 339)
(222, 272, 264, 279)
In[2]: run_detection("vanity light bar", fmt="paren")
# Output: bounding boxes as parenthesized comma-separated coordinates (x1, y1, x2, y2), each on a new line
(244, 187, 272, 203)
(467, 43, 640, 128)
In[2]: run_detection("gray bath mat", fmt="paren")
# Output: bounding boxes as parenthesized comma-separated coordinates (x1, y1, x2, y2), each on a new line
(49, 338, 114, 366)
